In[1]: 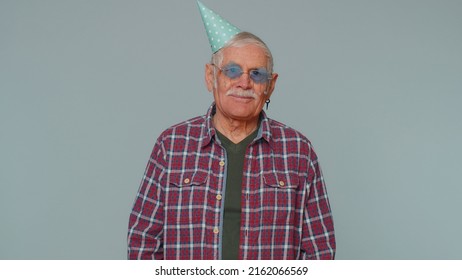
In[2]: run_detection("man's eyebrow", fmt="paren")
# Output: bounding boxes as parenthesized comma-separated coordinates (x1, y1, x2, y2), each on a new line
(223, 61, 240, 67)
(224, 61, 266, 70)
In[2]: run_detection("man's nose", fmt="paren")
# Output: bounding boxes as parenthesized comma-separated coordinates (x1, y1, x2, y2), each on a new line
(236, 72, 252, 89)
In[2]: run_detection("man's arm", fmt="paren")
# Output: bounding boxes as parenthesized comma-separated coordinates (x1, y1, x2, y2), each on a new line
(300, 153, 336, 260)
(127, 139, 166, 260)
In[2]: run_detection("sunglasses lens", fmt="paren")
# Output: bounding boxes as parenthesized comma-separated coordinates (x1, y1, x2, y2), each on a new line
(223, 65, 243, 79)
(250, 69, 269, 83)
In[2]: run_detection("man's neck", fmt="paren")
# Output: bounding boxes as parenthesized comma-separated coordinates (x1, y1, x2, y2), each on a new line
(213, 114, 259, 144)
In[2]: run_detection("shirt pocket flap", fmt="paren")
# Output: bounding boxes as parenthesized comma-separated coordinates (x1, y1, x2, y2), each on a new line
(169, 171, 208, 188)
(263, 172, 299, 188)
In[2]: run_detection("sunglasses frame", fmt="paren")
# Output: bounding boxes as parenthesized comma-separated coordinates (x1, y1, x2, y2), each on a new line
(211, 63, 272, 84)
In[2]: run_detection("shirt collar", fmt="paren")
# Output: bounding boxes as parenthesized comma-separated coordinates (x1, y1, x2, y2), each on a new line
(202, 103, 272, 148)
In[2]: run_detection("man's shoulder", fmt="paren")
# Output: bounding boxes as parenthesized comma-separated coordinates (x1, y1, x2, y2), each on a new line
(158, 115, 207, 141)
(168, 115, 207, 130)
(267, 117, 312, 145)
(266, 117, 319, 161)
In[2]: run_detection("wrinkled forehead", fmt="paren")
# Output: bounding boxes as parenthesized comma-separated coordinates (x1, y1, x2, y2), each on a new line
(220, 45, 269, 68)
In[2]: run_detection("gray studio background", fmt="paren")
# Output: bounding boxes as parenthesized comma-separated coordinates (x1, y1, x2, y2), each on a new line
(1, 0, 461, 259)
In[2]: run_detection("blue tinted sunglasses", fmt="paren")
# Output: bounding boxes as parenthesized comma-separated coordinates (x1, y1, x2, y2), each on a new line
(212, 63, 272, 84)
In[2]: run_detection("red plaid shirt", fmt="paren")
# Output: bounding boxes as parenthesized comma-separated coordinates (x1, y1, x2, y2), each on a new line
(128, 104, 335, 259)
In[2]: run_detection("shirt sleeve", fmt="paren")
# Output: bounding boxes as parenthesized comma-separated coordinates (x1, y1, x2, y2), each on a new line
(300, 150, 336, 260)
(127, 138, 167, 260)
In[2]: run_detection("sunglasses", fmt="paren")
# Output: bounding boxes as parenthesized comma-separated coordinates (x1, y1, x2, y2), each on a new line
(212, 63, 272, 84)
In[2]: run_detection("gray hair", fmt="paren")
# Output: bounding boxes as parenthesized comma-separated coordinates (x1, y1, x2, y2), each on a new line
(211, 31, 274, 73)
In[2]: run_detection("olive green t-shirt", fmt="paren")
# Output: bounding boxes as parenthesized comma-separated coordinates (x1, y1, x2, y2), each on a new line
(216, 128, 259, 260)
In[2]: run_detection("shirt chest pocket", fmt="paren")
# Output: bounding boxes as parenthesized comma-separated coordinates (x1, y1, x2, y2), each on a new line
(260, 173, 300, 226)
(263, 172, 299, 189)
(169, 171, 208, 189)
(166, 171, 209, 224)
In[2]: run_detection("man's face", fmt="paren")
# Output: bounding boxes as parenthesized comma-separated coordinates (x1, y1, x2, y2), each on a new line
(205, 44, 278, 122)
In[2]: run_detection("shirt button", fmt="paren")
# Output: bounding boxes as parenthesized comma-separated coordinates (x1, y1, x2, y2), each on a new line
(219, 160, 225, 167)
(279, 181, 285, 187)
(184, 178, 190, 184)
(216, 194, 222, 200)
(213, 227, 219, 234)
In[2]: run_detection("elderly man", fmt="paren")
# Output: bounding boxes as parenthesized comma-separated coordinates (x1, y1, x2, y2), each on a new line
(127, 1, 335, 260)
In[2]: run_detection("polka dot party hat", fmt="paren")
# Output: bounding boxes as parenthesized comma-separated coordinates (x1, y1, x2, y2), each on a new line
(197, 0, 241, 53)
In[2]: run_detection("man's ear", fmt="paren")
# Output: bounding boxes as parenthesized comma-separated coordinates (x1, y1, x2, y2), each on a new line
(265, 73, 279, 98)
(205, 64, 215, 92)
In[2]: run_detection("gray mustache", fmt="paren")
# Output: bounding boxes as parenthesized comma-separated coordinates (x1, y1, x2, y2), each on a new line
(225, 89, 257, 99)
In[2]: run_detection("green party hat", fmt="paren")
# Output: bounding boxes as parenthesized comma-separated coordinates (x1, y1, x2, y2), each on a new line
(197, 1, 241, 53)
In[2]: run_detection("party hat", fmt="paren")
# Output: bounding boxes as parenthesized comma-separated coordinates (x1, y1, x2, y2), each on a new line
(197, 1, 241, 53)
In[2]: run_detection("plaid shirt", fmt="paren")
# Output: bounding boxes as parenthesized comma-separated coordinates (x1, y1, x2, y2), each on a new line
(128, 104, 336, 260)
